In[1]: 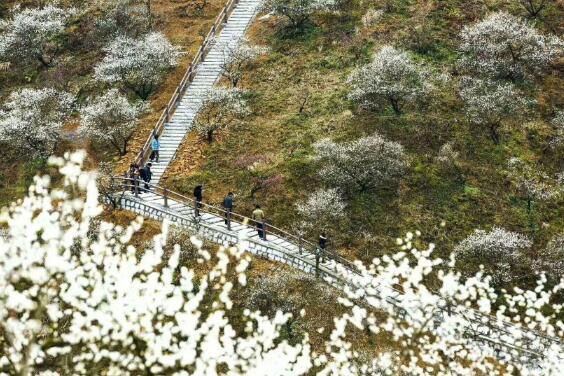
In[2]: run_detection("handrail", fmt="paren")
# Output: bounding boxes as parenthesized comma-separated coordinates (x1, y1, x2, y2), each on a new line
(109, 175, 563, 357)
(134, 0, 240, 167)
(112, 176, 348, 264)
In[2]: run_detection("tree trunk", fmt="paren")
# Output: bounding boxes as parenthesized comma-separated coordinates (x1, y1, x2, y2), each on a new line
(489, 123, 501, 145)
(389, 97, 402, 115)
(207, 129, 214, 143)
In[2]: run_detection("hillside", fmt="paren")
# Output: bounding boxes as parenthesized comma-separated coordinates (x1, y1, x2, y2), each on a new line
(0, 0, 563, 374)
(162, 0, 563, 286)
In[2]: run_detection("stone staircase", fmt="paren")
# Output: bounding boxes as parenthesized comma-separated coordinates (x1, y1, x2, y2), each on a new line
(151, 0, 263, 183)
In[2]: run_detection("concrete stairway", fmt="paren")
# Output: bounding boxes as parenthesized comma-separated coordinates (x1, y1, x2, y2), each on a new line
(151, 0, 263, 183)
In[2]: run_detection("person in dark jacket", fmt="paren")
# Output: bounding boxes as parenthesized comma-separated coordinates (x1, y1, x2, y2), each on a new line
(319, 232, 327, 262)
(129, 163, 140, 194)
(319, 232, 327, 251)
(223, 192, 234, 230)
(194, 185, 203, 217)
(139, 163, 152, 192)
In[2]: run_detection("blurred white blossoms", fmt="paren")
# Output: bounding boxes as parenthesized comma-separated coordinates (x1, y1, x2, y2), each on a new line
(0, 151, 562, 375)
(0, 151, 310, 375)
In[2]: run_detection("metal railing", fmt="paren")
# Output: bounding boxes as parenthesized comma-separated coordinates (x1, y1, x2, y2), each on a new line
(111, 176, 353, 267)
(109, 175, 562, 361)
(134, 0, 241, 167)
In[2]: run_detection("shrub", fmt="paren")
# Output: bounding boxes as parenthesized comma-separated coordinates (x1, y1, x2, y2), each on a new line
(0, 88, 74, 159)
(313, 133, 407, 194)
(94, 32, 181, 100)
(348, 45, 433, 114)
(459, 11, 562, 80)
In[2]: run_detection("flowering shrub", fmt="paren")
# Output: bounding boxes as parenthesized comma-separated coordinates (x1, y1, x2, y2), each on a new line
(454, 227, 532, 283)
(507, 157, 561, 212)
(459, 77, 530, 144)
(263, 0, 338, 29)
(361, 8, 384, 28)
(296, 188, 345, 230)
(79, 89, 147, 156)
(532, 234, 564, 282)
(459, 11, 562, 80)
(550, 110, 564, 150)
(0, 88, 74, 158)
(95, 0, 151, 38)
(94, 32, 181, 100)
(348, 45, 433, 114)
(313, 133, 407, 194)
(0, 5, 73, 67)
(219, 37, 269, 87)
(193, 88, 249, 143)
(0, 152, 563, 374)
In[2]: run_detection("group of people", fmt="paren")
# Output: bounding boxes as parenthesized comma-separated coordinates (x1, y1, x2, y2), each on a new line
(127, 132, 329, 251)
(193, 186, 268, 241)
(127, 134, 160, 193)
(128, 162, 152, 193)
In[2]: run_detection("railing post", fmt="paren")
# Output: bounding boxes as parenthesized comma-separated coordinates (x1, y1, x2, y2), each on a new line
(164, 188, 168, 208)
(165, 106, 170, 123)
(298, 237, 302, 255)
(315, 249, 320, 278)
(223, 7, 228, 23)
(133, 175, 139, 197)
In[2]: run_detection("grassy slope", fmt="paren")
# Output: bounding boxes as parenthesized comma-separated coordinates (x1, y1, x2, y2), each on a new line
(163, 0, 563, 276)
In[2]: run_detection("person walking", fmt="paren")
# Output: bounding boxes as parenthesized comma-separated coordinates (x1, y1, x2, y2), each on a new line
(151, 135, 160, 163)
(129, 163, 140, 194)
(223, 192, 234, 230)
(140, 163, 152, 192)
(194, 185, 203, 217)
(319, 232, 328, 263)
(252, 205, 266, 241)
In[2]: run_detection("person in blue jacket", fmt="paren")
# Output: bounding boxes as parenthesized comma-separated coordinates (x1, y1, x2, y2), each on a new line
(151, 135, 160, 163)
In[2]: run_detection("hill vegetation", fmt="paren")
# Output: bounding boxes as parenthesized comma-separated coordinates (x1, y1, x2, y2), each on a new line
(162, 0, 564, 292)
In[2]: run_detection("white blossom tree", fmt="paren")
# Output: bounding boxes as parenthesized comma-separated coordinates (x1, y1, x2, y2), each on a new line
(436, 142, 465, 183)
(1, 152, 563, 374)
(263, 0, 337, 29)
(533, 234, 564, 282)
(94, 32, 181, 100)
(0, 88, 74, 159)
(348, 45, 433, 114)
(454, 227, 532, 283)
(313, 133, 407, 194)
(193, 88, 249, 143)
(79, 89, 147, 156)
(0, 5, 73, 68)
(459, 11, 562, 80)
(460, 77, 530, 144)
(219, 37, 269, 87)
(507, 157, 561, 214)
(550, 110, 564, 150)
(296, 188, 345, 230)
(95, 0, 152, 37)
